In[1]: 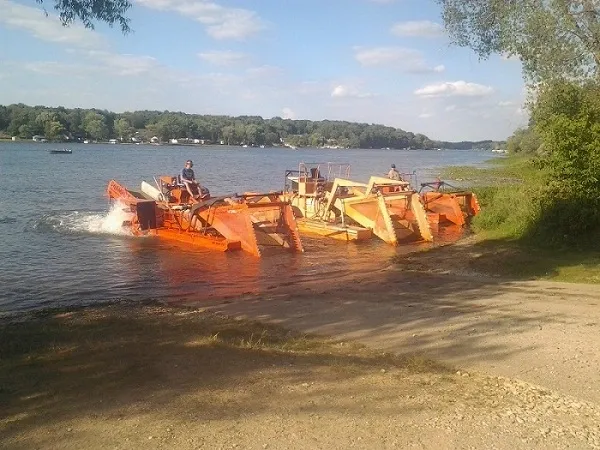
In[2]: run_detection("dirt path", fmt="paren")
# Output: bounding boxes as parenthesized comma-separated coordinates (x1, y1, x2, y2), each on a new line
(200, 268, 600, 406)
(2, 305, 600, 450)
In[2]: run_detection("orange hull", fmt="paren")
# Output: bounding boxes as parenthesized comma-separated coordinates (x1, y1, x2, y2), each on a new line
(155, 228, 241, 252)
(106, 179, 303, 257)
(420, 191, 480, 227)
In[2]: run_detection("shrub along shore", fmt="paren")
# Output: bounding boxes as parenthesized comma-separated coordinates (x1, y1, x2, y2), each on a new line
(440, 155, 600, 283)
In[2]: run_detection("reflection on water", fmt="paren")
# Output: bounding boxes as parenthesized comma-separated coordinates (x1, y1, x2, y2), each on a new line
(113, 225, 467, 309)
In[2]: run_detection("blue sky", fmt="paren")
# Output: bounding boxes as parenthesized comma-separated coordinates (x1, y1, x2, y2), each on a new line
(0, 0, 528, 141)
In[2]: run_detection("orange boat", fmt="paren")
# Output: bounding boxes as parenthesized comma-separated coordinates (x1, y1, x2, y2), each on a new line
(419, 181, 481, 227)
(280, 162, 481, 244)
(106, 176, 303, 257)
(281, 163, 432, 244)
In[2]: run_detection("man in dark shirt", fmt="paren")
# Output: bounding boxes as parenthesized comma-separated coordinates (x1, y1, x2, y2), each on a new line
(181, 160, 202, 200)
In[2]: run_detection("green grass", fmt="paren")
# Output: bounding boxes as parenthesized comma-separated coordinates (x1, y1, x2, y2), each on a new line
(437, 156, 600, 283)
(467, 240, 600, 283)
(442, 156, 545, 185)
(441, 157, 548, 242)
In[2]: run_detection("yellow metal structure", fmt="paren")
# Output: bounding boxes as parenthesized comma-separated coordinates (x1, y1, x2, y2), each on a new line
(323, 177, 433, 244)
(282, 163, 373, 242)
(282, 163, 432, 245)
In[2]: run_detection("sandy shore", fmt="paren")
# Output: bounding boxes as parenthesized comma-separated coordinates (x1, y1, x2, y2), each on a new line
(2, 239, 600, 449)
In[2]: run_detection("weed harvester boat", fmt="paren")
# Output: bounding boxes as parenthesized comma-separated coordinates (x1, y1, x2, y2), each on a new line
(419, 180, 481, 227)
(281, 163, 432, 245)
(106, 176, 303, 257)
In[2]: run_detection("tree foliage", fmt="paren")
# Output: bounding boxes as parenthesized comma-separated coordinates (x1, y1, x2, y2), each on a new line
(482, 80, 600, 246)
(83, 111, 109, 141)
(532, 81, 600, 192)
(529, 81, 600, 244)
(506, 127, 542, 155)
(0, 103, 500, 149)
(38, 0, 132, 33)
(438, 0, 600, 82)
(439, 1, 600, 246)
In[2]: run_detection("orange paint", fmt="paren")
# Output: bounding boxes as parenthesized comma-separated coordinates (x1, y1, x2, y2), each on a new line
(106, 178, 303, 257)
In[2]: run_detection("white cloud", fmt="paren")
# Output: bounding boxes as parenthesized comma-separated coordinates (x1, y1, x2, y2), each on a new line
(331, 84, 373, 99)
(245, 65, 283, 77)
(0, 0, 107, 49)
(445, 105, 457, 112)
(89, 51, 160, 76)
(414, 81, 494, 98)
(198, 50, 249, 66)
(282, 107, 296, 119)
(391, 20, 444, 38)
(17, 54, 162, 78)
(498, 100, 514, 107)
(134, 0, 266, 39)
(354, 47, 443, 73)
(418, 112, 433, 119)
(0, 1, 166, 79)
(18, 61, 95, 76)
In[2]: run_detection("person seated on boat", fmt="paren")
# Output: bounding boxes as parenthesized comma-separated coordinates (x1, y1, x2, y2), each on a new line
(387, 164, 402, 181)
(181, 160, 207, 201)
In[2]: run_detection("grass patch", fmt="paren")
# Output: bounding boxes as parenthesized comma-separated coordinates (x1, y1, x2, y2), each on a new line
(395, 238, 600, 283)
(442, 156, 544, 186)
(468, 240, 600, 283)
(434, 156, 600, 283)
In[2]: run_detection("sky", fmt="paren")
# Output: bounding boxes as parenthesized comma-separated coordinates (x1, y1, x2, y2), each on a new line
(0, 0, 529, 141)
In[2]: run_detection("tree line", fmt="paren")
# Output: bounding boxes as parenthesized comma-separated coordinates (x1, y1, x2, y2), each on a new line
(0, 104, 500, 150)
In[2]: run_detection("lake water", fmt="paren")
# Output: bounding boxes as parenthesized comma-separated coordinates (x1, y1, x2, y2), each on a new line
(0, 142, 500, 315)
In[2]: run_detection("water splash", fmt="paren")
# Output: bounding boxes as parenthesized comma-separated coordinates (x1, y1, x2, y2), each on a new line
(35, 201, 134, 236)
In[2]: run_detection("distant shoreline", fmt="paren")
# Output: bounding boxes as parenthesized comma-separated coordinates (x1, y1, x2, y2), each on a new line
(0, 139, 498, 151)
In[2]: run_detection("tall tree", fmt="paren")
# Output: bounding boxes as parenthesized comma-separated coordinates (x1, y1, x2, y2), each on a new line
(83, 111, 108, 141)
(36, 111, 65, 140)
(114, 117, 134, 141)
(438, 0, 600, 82)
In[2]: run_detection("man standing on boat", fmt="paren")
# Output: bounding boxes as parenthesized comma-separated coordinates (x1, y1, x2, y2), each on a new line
(181, 160, 206, 201)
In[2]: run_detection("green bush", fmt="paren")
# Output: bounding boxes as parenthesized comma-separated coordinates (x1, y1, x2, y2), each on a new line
(526, 81, 600, 247)
(471, 181, 543, 241)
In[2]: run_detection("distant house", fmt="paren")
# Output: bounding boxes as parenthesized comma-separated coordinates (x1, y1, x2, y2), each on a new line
(109, 139, 118, 144)
(150, 136, 159, 144)
(32, 135, 45, 142)
(169, 138, 178, 144)
(11, 136, 17, 141)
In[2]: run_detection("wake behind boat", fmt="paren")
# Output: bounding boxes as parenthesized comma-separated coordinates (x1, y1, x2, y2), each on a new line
(49, 149, 72, 154)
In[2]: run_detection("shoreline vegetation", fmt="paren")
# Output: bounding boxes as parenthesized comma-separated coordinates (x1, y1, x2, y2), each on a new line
(0, 103, 504, 150)
(439, 157, 600, 284)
